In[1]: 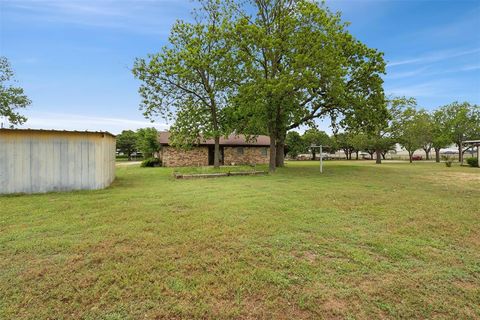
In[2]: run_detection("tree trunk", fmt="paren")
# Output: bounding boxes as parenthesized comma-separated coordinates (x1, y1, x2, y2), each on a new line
(312, 150, 316, 161)
(269, 132, 276, 172)
(356, 151, 359, 160)
(424, 148, 430, 160)
(214, 136, 220, 168)
(435, 148, 440, 163)
(275, 133, 285, 167)
(375, 149, 382, 164)
(409, 151, 413, 163)
(368, 151, 374, 159)
(381, 152, 386, 160)
(458, 144, 463, 165)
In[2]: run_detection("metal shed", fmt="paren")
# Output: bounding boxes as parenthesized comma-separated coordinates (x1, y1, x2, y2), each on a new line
(0, 129, 116, 194)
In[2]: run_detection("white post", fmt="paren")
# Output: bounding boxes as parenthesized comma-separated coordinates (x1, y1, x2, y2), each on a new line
(477, 144, 479, 168)
(320, 145, 323, 173)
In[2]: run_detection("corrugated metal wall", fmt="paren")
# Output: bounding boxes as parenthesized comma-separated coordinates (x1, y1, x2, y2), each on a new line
(0, 130, 116, 194)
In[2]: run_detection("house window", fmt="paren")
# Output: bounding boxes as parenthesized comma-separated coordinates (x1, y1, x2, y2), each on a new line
(236, 147, 244, 155)
(261, 147, 268, 156)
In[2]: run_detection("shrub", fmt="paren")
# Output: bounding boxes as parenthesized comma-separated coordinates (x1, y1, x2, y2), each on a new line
(466, 157, 478, 167)
(141, 158, 161, 167)
(441, 155, 453, 167)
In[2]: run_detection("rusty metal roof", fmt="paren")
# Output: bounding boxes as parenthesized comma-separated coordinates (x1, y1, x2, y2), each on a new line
(158, 131, 270, 146)
(0, 128, 116, 137)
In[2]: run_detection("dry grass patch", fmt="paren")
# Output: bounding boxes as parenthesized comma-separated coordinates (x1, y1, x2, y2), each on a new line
(1, 161, 479, 319)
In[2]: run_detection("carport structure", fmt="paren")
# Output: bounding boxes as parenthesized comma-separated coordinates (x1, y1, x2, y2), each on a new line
(463, 140, 480, 167)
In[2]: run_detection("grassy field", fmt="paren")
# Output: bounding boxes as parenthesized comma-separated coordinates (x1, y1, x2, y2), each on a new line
(1, 161, 479, 319)
(173, 164, 268, 174)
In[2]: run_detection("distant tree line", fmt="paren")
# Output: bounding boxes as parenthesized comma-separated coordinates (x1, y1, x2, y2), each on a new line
(285, 101, 480, 164)
(116, 128, 160, 160)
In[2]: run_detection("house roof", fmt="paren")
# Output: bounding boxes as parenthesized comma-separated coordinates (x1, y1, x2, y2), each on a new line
(158, 131, 270, 147)
(0, 128, 116, 137)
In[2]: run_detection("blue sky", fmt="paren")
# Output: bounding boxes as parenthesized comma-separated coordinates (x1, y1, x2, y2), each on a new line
(1, 0, 479, 134)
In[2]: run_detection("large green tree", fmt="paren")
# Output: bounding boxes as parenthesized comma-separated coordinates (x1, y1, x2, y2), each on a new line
(333, 132, 355, 160)
(232, 0, 385, 171)
(136, 128, 160, 158)
(285, 131, 305, 159)
(342, 96, 411, 164)
(394, 107, 428, 163)
(0, 57, 31, 127)
(436, 102, 480, 164)
(133, 0, 236, 168)
(431, 109, 452, 163)
(116, 130, 138, 161)
(303, 128, 332, 160)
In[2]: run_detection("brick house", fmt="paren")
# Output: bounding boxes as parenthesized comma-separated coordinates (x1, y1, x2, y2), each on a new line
(158, 132, 270, 167)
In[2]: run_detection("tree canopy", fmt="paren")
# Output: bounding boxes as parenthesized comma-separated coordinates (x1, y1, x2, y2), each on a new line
(133, 0, 236, 167)
(116, 130, 138, 160)
(0, 57, 31, 127)
(394, 107, 430, 163)
(436, 102, 480, 163)
(285, 131, 305, 159)
(136, 128, 160, 158)
(231, 0, 385, 171)
(133, 0, 385, 172)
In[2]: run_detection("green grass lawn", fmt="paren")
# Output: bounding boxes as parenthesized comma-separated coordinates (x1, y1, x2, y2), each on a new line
(1, 161, 479, 319)
(173, 164, 268, 174)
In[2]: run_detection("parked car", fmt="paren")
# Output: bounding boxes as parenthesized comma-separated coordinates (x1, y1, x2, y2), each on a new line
(412, 155, 422, 160)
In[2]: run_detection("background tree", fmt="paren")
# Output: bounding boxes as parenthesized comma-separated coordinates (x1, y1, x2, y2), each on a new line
(415, 110, 434, 160)
(303, 128, 331, 160)
(349, 133, 369, 160)
(133, 0, 236, 168)
(285, 131, 305, 159)
(431, 109, 452, 162)
(437, 102, 480, 164)
(394, 107, 426, 163)
(136, 128, 160, 158)
(377, 137, 397, 160)
(333, 132, 355, 160)
(233, 0, 385, 171)
(0, 56, 31, 127)
(116, 130, 138, 160)
(343, 96, 413, 164)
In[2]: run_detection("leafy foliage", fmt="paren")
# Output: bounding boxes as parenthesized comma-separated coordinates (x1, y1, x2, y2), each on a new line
(116, 130, 138, 160)
(466, 157, 478, 167)
(0, 56, 31, 127)
(285, 131, 305, 159)
(132, 0, 237, 167)
(435, 102, 480, 162)
(394, 107, 430, 163)
(437, 102, 480, 146)
(136, 128, 160, 158)
(141, 157, 162, 167)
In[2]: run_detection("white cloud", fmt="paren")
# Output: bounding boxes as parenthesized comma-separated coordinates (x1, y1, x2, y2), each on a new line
(3, 0, 194, 35)
(386, 63, 480, 80)
(387, 48, 480, 67)
(386, 67, 429, 80)
(16, 112, 169, 134)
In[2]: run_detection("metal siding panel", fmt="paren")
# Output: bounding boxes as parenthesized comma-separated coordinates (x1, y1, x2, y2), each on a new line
(30, 138, 40, 193)
(0, 132, 115, 194)
(0, 137, 7, 193)
(80, 139, 88, 189)
(87, 138, 95, 189)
